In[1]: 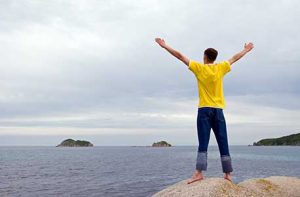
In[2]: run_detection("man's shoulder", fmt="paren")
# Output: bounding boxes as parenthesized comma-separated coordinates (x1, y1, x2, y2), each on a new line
(188, 60, 205, 74)
(216, 61, 230, 66)
(190, 60, 204, 65)
(189, 60, 204, 69)
(216, 61, 231, 74)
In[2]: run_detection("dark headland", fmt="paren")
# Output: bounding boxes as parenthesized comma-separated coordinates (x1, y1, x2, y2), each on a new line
(253, 133, 300, 146)
(56, 139, 93, 147)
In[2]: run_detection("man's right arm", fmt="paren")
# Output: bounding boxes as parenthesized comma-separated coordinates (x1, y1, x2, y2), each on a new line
(155, 38, 190, 66)
(228, 42, 254, 65)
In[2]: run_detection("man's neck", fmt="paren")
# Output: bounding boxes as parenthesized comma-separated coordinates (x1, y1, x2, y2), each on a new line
(204, 60, 215, 64)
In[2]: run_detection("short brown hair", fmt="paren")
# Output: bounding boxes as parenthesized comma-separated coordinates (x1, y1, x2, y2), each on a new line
(204, 48, 218, 62)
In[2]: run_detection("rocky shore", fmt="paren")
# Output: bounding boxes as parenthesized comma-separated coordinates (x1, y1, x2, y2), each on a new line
(152, 176, 300, 197)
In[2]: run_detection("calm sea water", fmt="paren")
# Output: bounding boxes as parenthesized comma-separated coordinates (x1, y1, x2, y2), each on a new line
(1, 146, 300, 197)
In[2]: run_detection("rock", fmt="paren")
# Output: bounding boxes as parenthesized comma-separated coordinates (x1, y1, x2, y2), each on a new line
(152, 141, 172, 147)
(152, 176, 300, 197)
(56, 139, 93, 147)
(253, 133, 300, 146)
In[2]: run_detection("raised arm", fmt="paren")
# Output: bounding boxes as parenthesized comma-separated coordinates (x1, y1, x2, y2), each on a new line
(228, 42, 254, 65)
(155, 38, 190, 66)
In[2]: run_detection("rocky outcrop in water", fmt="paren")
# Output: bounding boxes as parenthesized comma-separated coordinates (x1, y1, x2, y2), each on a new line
(56, 139, 93, 147)
(253, 133, 300, 146)
(152, 176, 300, 197)
(152, 141, 171, 147)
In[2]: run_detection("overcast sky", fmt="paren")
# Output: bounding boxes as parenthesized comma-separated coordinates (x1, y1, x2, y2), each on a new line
(0, 0, 299, 146)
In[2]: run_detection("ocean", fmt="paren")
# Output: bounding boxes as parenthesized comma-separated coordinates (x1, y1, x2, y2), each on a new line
(1, 146, 300, 197)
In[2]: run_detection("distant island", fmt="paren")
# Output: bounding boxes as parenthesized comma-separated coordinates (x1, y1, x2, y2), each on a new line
(253, 133, 300, 146)
(56, 139, 93, 147)
(152, 141, 172, 147)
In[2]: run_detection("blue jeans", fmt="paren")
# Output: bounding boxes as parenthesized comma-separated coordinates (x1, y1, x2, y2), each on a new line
(196, 107, 233, 173)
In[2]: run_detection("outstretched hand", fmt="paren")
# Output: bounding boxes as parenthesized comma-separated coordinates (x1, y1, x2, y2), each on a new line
(244, 42, 254, 52)
(154, 37, 189, 66)
(228, 42, 254, 65)
(155, 38, 167, 48)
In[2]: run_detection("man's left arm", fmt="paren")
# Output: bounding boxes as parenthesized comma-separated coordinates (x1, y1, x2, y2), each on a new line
(228, 42, 254, 65)
(155, 38, 190, 66)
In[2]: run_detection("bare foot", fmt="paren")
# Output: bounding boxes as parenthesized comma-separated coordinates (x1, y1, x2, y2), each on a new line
(187, 170, 204, 184)
(224, 173, 232, 182)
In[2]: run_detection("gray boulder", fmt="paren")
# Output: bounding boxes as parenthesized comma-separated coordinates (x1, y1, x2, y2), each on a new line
(153, 176, 300, 197)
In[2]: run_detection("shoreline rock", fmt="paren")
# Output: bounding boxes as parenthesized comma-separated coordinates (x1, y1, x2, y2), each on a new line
(56, 139, 93, 147)
(152, 141, 172, 147)
(152, 176, 300, 197)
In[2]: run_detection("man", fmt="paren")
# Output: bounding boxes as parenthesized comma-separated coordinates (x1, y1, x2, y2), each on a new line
(155, 38, 254, 183)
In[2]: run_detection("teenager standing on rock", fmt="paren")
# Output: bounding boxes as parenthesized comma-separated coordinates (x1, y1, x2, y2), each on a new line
(155, 38, 253, 183)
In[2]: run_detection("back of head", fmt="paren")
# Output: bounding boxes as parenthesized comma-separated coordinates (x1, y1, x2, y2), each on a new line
(204, 48, 218, 62)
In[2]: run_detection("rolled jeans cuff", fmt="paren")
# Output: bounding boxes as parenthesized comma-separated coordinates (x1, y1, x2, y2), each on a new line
(221, 155, 233, 173)
(196, 152, 207, 171)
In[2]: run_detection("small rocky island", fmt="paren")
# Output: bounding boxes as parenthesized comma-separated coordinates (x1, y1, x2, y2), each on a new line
(152, 141, 172, 147)
(56, 139, 93, 147)
(253, 133, 300, 146)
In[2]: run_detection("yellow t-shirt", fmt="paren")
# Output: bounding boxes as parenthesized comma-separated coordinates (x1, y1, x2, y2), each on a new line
(188, 60, 231, 109)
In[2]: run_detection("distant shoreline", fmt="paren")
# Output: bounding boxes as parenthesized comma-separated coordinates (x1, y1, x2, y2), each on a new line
(1, 145, 300, 147)
(253, 133, 300, 146)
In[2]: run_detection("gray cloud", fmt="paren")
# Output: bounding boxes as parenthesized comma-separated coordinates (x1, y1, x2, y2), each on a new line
(0, 0, 300, 145)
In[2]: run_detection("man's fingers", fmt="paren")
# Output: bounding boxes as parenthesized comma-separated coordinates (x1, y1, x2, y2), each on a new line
(248, 43, 254, 49)
(155, 38, 164, 41)
(248, 42, 253, 46)
(244, 42, 254, 52)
